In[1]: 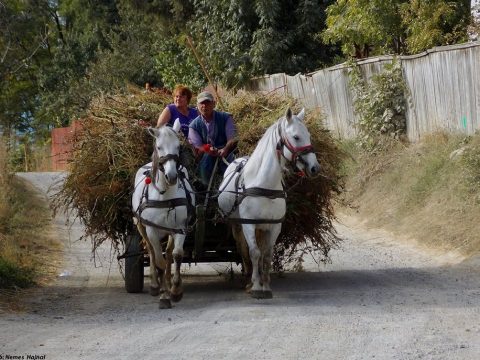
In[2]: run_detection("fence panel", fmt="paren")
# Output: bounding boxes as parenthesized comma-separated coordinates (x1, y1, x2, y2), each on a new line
(247, 42, 480, 141)
(403, 43, 480, 140)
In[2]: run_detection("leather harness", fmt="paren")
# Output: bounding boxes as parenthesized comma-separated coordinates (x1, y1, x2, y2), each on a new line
(219, 122, 314, 225)
(134, 153, 194, 235)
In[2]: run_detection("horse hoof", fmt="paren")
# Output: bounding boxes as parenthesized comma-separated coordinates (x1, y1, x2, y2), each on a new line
(150, 287, 160, 296)
(159, 298, 172, 309)
(170, 291, 183, 303)
(263, 290, 273, 299)
(250, 290, 264, 299)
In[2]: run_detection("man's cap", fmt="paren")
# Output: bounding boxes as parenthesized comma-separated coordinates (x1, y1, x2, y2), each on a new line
(197, 91, 215, 103)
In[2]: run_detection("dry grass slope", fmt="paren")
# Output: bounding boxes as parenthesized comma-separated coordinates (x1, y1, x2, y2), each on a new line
(340, 132, 480, 257)
(0, 140, 62, 311)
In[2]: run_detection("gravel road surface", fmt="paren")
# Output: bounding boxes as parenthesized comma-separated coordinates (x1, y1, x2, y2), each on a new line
(1, 172, 479, 360)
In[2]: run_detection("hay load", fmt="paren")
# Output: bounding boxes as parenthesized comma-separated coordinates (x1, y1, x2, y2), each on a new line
(53, 87, 344, 268)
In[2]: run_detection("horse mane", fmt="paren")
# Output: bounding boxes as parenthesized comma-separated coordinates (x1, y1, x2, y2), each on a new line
(247, 118, 283, 167)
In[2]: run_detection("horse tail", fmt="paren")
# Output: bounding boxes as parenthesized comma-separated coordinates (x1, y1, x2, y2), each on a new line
(255, 229, 268, 254)
(232, 224, 251, 277)
(136, 222, 167, 270)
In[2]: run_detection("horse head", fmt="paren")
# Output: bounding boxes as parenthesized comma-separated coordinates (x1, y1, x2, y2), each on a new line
(148, 118, 182, 186)
(281, 108, 321, 177)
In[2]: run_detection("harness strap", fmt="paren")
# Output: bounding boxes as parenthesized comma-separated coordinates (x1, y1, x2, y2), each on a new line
(135, 173, 193, 235)
(137, 198, 188, 213)
(219, 168, 287, 223)
(178, 170, 195, 222)
(135, 214, 187, 235)
(242, 187, 286, 199)
(225, 187, 286, 224)
(227, 216, 285, 224)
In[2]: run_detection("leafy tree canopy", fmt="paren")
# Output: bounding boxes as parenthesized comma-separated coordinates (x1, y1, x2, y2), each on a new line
(323, 0, 471, 58)
(0, 0, 473, 145)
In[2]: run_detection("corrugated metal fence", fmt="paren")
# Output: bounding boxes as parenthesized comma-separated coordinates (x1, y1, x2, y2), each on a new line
(246, 42, 480, 141)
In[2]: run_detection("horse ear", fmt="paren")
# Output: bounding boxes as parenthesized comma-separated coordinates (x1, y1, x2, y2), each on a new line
(285, 107, 293, 123)
(172, 118, 181, 134)
(297, 108, 305, 122)
(147, 127, 159, 138)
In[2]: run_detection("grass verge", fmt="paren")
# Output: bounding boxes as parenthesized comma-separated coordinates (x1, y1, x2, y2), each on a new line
(0, 141, 62, 312)
(339, 132, 480, 257)
(0, 177, 62, 288)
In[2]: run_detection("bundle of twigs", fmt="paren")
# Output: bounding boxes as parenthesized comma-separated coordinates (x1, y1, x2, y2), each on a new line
(53, 86, 344, 267)
(52, 87, 171, 251)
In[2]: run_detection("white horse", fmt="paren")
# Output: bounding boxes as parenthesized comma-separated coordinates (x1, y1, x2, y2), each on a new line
(218, 108, 320, 299)
(132, 119, 194, 309)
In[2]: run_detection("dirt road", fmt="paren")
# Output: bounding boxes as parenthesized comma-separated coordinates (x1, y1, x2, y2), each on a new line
(1, 172, 480, 360)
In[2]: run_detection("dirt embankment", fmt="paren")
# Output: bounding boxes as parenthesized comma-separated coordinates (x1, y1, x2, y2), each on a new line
(339, 133, 480, 258)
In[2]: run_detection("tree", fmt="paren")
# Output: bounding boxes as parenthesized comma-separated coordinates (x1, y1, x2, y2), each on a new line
(322, 0, 406, 58)
(400, 0, 471, 54)
(188, 0, 339, 88)
(323, 0, 471, 58)
(35, 0, 123, 126)
(0, 0, 56, 143)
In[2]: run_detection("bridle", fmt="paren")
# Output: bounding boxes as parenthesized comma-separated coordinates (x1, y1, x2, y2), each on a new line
(150, 132, 181, 191)
(276, 121, 315, 167)
(134, 136, 193, 235)
(155, 153, 180, 173)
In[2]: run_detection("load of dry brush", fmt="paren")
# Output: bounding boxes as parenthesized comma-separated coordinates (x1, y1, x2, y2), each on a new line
(53, 86, 344, 268)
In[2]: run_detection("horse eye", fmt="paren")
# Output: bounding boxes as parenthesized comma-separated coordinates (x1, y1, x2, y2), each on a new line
(293, 135, 300, 141)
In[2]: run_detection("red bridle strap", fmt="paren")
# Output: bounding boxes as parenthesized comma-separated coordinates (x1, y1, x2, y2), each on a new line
(281, 136, 314, 163)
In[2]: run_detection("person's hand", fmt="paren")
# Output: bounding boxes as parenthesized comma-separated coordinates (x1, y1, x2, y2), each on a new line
(218, 148, 229, 158)
(201, 144, 218, 156)
(137, 119, 150, 128)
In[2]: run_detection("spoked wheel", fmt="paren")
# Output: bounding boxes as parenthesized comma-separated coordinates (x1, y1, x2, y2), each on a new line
(124, 231, 145, 293)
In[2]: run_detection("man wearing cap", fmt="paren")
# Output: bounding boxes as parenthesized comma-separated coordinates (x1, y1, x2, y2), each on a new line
(188, 91, 237, 186)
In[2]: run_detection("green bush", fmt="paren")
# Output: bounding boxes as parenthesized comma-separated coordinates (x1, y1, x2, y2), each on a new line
(348, 59, 408, 150)
(0, 257, 34, 289)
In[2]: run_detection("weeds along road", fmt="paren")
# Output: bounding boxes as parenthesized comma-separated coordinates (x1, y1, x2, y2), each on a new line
(1, 172, 480, 360)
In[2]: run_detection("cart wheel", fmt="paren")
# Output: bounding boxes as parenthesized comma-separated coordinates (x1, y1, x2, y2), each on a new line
(125, 231, 144, 293)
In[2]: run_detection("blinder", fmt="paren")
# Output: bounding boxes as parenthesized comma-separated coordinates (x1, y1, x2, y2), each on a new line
(156, 153, 180, 172)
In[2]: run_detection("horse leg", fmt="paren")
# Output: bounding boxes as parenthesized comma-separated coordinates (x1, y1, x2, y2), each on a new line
(137, 224, 160, 296)
(157, 266, 172, 309)
(233, 224, 252, 292)
(242, 224, 262, 299)
(170, 233, 186, 303)
(165, 235, 174, 290)
(145, 228, 171, 308)
(260, 226, 281, 299)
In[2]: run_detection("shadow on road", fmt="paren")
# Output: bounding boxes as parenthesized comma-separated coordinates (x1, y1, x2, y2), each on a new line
(16, 262, 480, 317)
